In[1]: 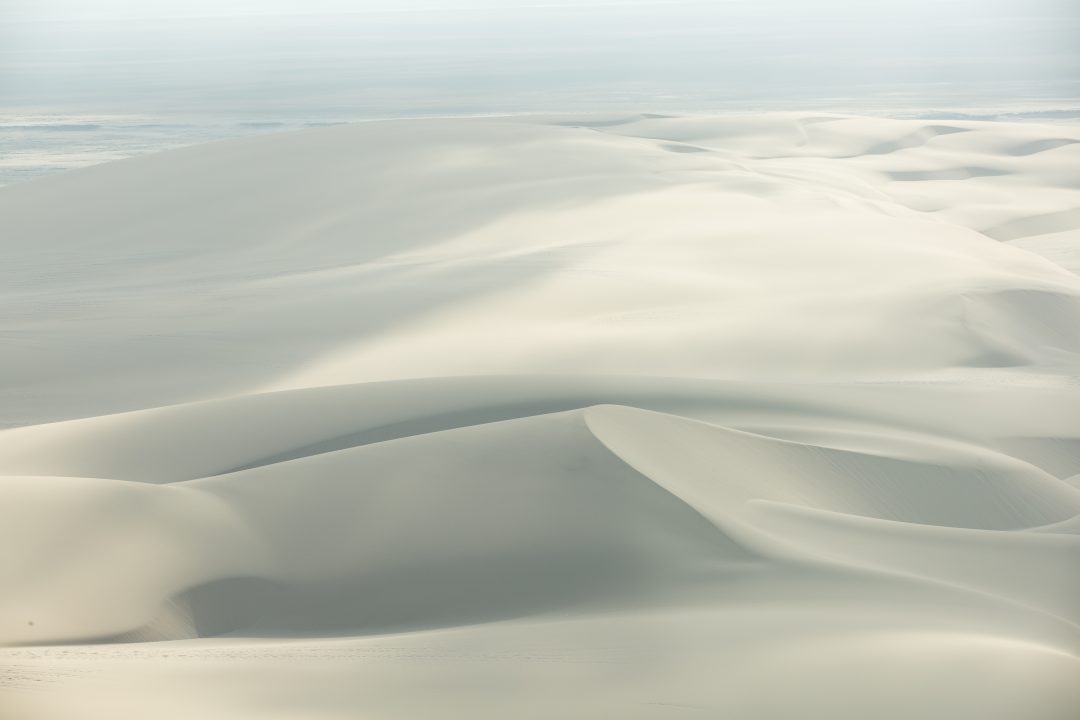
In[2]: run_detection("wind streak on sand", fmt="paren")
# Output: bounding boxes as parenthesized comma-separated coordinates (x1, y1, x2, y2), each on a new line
(1, 113, 1079, 719)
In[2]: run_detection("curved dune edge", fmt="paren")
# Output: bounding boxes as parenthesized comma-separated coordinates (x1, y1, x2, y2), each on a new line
(2, 113, 1080, 428)
(3, 403, 1078, 650)
(2, 374, 1079, 484)
(3, 113, 1080, 718)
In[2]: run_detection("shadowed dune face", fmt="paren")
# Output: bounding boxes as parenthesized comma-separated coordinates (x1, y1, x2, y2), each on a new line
(1006, 138, 1080, 157)
(3, 403, 1078, 647)
(1, 114, 1079, 426)
(2, 113, 1080, 719)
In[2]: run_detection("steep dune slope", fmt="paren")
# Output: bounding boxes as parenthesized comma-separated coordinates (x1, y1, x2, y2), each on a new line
(3, 374, 1080, 484)
(2, 114, 1079, 719)
(4, 405, 1077, 649)
(2, 114, 1079, 427)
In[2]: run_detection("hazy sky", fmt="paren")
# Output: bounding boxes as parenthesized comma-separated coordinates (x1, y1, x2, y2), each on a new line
(3, 0, 1077, 118)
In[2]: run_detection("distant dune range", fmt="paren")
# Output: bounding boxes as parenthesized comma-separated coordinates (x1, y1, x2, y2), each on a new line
(1, 114, 1079, 719)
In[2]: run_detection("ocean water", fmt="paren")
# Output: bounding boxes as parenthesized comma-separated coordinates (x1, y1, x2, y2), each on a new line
(0, 115, 353, 186)
(6, 105, 1080, 188)
(2, 0, 1077, 186)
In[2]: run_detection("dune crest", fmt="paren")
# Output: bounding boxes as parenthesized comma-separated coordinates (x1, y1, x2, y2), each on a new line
(2, 114, 1079, 719)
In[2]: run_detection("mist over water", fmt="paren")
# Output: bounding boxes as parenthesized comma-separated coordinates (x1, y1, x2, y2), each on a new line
(2, 0, 1077, 184)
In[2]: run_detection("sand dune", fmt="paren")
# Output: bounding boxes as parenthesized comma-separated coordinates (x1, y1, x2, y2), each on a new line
(2, 113, 1079, 719)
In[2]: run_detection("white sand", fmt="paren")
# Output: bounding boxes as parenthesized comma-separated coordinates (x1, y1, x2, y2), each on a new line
(1, 113, 1079, 719)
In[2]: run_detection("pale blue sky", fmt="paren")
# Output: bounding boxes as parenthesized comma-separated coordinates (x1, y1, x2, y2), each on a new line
(1, 0, 1076, 184)
(3, 0, 1077, 116)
